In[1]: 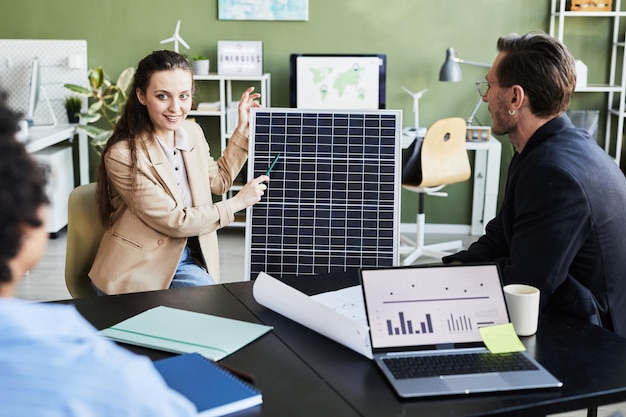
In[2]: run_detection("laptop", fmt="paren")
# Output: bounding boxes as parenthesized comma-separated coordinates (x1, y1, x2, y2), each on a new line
(359, 263, 562, 398)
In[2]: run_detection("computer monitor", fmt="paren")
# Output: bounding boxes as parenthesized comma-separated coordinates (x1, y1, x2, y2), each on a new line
(27, 57, 57, 128)
(26, 58, 40, 122)
(289, 54, 386, 109)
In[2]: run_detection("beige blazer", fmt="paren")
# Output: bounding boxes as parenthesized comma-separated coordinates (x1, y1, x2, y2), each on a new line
(89, 120, 248, 294)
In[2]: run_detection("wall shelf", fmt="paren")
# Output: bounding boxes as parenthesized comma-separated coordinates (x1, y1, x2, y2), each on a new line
(191, 73, 271, 227)
(550, 0, 626, 166)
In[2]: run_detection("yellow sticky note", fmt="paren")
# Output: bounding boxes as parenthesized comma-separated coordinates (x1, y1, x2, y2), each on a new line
(479, 323, 526, 354)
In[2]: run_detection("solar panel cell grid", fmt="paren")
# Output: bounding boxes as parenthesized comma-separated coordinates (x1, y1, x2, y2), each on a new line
(245, 109, 401, 279)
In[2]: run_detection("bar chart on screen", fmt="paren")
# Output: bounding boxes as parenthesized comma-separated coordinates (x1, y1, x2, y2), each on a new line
(385, 311, 434, 336)
(447, 313, 474, 332)
(363, 265, 512, 346)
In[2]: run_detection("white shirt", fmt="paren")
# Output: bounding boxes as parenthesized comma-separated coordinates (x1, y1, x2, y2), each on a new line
(156, 126, 193, 208)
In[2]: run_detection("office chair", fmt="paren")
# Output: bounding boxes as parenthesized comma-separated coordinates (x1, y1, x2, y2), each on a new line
(65, 183, 103, 297)
(400, 117, 471, 265)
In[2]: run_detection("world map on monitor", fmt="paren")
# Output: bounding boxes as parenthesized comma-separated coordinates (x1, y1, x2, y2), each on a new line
(290, 54, 386, 110)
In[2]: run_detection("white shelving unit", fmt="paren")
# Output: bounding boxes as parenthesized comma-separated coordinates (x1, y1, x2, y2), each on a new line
(189, 73, 271, 226)
(549, 0, 626, 165)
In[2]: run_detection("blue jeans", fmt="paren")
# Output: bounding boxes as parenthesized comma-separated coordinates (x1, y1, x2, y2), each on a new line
(169, 246, 216, 288)
(92, 246, 215, 296)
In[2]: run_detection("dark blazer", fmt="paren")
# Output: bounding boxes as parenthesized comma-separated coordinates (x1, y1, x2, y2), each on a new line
(444, 115, 626, 337)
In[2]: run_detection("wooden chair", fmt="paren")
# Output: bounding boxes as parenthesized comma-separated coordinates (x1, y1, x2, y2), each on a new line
(64, 183, 103, 297)
(400, 117, 471, 265)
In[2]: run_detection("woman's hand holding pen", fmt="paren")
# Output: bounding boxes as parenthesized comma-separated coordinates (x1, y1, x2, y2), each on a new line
(230, 175, 268, 212)
(235, 86, 262, 139)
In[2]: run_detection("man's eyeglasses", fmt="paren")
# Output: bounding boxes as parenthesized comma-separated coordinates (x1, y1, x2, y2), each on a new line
(476, 80, 498, 96)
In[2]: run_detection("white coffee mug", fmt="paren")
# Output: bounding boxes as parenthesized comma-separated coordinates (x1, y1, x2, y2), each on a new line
(503, 284, 540, 336)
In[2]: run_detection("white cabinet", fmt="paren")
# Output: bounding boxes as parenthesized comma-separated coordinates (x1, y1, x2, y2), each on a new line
(32, 145, 74, 235)
(549, 0, 626, 165)
(189, 73, 271, 226)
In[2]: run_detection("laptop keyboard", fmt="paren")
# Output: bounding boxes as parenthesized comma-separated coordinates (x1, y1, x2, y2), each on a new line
(383, 352, 538, 380)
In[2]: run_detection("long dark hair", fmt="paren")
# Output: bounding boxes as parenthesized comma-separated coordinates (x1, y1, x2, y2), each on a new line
(95, 50, 193, 226)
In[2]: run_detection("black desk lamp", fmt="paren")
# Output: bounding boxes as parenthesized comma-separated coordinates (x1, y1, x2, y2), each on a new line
(439, 47, 490, 126)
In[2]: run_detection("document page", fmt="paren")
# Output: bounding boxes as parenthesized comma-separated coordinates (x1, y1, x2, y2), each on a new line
(310, 285, 367, 327)
(253, 272, 372, 358)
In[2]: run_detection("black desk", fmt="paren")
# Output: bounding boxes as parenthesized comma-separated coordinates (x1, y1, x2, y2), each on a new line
(61, 280, 626, 417)
(62, 285, 359, 417)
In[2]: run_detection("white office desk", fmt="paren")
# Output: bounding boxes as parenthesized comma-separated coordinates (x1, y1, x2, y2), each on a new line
(402, 129, 501, 236)
(466, 137, 501, 235)
(25, 124, 89, 185)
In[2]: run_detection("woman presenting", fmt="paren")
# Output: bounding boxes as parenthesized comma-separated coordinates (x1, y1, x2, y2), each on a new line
(90, 50, 267, 295)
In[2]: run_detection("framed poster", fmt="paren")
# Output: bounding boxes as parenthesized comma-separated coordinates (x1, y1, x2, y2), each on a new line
(218, 0, 308, 21)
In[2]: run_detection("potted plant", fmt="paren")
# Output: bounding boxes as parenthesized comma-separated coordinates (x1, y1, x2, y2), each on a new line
(192, 55, 210, 75)
(64, 66, 136, 155)
(64, 95, 82, 124)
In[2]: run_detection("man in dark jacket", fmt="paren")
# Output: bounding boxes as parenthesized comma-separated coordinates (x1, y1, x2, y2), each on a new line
(443, 32, 626, 337)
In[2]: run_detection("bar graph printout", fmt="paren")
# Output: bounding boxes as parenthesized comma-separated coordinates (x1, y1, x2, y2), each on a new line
(361, 265, 510, 349)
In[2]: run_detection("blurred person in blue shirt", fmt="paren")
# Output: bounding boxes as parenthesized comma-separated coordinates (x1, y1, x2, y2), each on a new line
(0, 89, 197, 417)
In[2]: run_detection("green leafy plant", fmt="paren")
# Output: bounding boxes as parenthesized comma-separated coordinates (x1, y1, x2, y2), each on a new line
(63, 95, 83, 124)
(64, 66, 135, 155)
(193, 55, 208, 61)
(63, 95, 82, 113)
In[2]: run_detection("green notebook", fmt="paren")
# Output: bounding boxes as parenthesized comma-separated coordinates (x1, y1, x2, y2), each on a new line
(99, 306, 273, 360)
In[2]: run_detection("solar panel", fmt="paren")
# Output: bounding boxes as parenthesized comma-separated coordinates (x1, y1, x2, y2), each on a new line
(245, 108, 401, 280)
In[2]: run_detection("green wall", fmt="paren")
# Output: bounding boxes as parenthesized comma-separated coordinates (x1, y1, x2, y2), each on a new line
(0, 1, 602, 226)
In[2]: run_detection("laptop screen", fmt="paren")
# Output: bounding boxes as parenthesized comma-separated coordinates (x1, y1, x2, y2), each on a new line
(361, 264, 510, 350)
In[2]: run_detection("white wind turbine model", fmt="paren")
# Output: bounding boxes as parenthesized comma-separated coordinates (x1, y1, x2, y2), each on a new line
(160, 20, 190, 53)
(402, 86, 429, 133)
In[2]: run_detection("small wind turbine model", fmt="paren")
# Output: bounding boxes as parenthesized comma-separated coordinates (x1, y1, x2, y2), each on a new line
(160, 20, 190, 53)
(402, 86, 429, 131)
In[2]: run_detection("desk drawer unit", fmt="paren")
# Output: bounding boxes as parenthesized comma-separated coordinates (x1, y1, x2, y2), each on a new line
(32, 144, 74, 234)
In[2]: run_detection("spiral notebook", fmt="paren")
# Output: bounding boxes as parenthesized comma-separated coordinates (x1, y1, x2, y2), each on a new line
(154, 352, 262, 416)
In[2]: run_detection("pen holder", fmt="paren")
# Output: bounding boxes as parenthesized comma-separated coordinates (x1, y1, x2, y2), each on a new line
(466, 126, 491, 142)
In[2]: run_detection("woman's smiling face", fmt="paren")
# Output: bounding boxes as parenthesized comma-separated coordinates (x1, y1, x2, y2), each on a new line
(136, 68, 193, 138)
